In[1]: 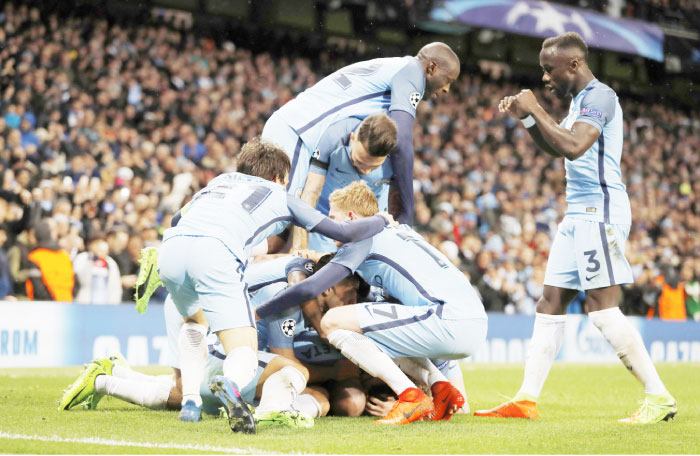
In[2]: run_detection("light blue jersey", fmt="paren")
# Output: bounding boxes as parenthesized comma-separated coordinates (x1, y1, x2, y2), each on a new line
(561, 79, 630, 225)
(247, 256, 313, 351)
(310, 117, 393, 214)
(163, 172, 325, 261)
(264, 56, 424, 196)
(331, 225, 486, 321)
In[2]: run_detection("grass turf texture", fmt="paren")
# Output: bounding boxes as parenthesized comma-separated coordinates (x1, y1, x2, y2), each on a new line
(1, 363, 698, 454)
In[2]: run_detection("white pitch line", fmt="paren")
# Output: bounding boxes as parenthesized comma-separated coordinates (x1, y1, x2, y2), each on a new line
(0, 430, 273, 454)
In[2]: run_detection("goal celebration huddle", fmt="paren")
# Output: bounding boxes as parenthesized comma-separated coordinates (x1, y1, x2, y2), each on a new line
(58, 33, 677, 434)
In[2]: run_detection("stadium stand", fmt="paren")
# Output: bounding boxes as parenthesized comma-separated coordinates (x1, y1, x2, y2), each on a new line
(0, 2, 697, 318)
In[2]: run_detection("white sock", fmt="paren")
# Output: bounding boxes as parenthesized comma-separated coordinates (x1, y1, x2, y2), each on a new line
(255, 366, 307, 414)
(111, 365, 173, 385)
(518, 313, 566, 400)
(409, 358, 448, 386)
(222, 346, 257, 391)
(178, 322, 208, 406)
(293, 393, 322, 418)
(95, 375, 173, 409)
(589, 307, 666, 395)
(394, 358, 430, 388)
(327, 329, 414, 395)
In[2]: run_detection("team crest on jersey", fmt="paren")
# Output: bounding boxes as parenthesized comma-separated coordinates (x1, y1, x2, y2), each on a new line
(281, 319, 296, 337)
(409, 92, 421, 109)
(580, 107, 602, 118)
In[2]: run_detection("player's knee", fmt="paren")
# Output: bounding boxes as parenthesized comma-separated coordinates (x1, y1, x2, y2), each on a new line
(274, 356, 310, 382)
(320, 308, 342, 335)
(330, 382, 366, 417)
(536, 292, 563, 315)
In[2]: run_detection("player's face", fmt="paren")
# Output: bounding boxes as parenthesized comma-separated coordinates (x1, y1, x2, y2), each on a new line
(350, 133, 386, 175)
(329, 277, 359, 307)
(425, 65, 459, 98)
(539, 48, 575, 99)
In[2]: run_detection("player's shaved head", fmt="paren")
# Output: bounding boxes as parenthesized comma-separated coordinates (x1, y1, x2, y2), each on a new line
(416, 42, 460, 98)
(417, 42, 460, 74)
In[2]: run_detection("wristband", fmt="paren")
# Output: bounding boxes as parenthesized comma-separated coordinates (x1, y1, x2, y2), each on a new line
(521, 115, 536, 128)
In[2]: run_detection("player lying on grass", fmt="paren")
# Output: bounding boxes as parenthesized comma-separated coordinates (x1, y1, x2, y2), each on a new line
(255, 181, 488, 425)
(474, 32, 676, 424)
(150, 138, 395, 433)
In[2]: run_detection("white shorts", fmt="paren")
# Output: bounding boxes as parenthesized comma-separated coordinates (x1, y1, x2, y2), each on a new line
(356, 303, 487, 360)
(261, 112, 313, 198)
(158, 235, 255, 333)
(544, 216, 633, 291)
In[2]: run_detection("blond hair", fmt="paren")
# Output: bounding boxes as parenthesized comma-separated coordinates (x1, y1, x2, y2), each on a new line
(329, 181, 378, 217)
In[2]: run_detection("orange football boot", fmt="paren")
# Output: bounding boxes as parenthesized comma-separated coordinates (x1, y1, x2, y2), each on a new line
(429, 381, 465, 421)
(374, 387, 434, 425)
(474, 400, 539, 419)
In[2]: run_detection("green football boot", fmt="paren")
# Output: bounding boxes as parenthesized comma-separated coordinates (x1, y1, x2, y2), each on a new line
(84, 357, 118, 410)
(619, 392, 678, 424)
(254, 410, 314, 428)
(58, 363, 107, 411)
(134, 247, 162, 314)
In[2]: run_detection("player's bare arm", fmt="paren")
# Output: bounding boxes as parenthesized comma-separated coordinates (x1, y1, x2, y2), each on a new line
(505, 90, 600, 161)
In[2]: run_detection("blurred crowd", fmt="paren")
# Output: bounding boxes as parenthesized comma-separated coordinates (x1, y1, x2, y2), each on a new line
(0, 3, 697, 320)
(555, 0, 700, 30)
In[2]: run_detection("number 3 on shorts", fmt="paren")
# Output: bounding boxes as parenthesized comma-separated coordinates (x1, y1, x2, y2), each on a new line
(583, 249, 600, 273)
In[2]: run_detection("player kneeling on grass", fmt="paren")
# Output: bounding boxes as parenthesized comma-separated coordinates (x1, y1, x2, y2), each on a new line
(255, 181, 488, 425)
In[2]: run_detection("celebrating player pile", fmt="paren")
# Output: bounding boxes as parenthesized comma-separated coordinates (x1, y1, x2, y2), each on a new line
(58, 32, 676, 435)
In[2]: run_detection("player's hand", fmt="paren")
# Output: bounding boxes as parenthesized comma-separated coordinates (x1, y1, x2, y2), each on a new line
(511, 89, 538, 117)
(365, 394, 397, 416)
(376, 211, 398, 227)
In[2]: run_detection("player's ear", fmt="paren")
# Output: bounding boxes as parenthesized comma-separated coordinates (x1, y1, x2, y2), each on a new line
(348, 210, 357, 221)
(570, 57, 580, 72)
(427, 60, 438, 76)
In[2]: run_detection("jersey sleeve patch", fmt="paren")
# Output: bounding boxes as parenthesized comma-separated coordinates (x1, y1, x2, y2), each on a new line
(580, 107, 602, 118)
(409, 92, 421, 109)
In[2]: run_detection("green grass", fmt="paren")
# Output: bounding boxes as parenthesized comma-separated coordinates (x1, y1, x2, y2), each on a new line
(1, 363, 698, 454)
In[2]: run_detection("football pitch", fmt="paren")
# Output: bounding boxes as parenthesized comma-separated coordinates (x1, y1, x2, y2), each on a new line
(1, 363, 698, 454)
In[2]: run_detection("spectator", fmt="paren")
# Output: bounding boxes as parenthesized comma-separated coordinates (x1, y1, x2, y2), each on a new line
(26, 219, 74, 302)
(0, 224, 12, 298)
(647, 266, 687, 321)
(73, 232, 122, 305)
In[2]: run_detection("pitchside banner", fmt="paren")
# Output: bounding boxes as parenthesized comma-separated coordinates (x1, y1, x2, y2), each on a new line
(430, 0, 664, 62)
(1, 302, 698, 367)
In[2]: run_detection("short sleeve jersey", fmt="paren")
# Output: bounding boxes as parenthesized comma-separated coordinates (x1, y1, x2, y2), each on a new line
(330, 225, 486, 320)
(561, 79, 630, 224)
(163, 173, 325, 260)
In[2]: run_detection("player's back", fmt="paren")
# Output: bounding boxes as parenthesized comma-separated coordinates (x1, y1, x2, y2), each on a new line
(276, 56, 424, 149)
(355, 225, 485, 320)
(562, 79, 630, 224)
(164, 173, 291, 260)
